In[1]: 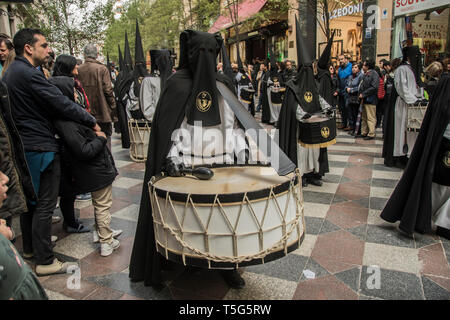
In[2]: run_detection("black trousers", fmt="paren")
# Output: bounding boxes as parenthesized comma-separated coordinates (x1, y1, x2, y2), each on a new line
(338, 95, 348, 127)
(20, 154, 60, 265)
(59, 194, 78, 228)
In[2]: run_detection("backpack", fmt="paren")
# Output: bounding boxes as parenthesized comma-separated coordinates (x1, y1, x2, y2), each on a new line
(378, 77, 385, 100)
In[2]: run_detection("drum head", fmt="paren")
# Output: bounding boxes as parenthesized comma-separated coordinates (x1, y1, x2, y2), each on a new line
(154, 166, 293, 195)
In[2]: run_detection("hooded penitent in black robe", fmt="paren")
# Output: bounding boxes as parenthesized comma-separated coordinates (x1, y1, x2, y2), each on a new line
(278, 16, 323, 166)
(261, 70, 271, 123)
(382, 85, 399, 167)
(129, 30, 236, 286)
(380, 73, 450, 235)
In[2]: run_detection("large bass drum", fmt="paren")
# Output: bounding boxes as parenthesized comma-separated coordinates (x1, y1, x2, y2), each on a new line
(149, 166, 305, 269)
(407, 101, 428, 132)
(240, 87, 255, 104)
(128, 119, 151, 162)
(269, 86, 286, 107)
(298, 115, 337, 148)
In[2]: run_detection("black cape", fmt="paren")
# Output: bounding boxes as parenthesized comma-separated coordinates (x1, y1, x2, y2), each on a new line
(278, 85, 300, 165)
(128, 70, 236, 286)
(113, 71, 132, 148)
(380, 73, 450, 235)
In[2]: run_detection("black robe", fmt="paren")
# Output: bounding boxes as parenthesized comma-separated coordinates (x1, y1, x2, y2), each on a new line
(380, 73, 450, 235)
(261, 72, 271, 124)
(113, 71, 132, 148)
(382, 85, 399, 167)
(278, 86, 299, 165)
(129, 69, 236, 286)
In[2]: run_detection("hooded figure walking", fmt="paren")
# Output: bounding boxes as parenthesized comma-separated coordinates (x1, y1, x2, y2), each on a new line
(129, 30, 248, 289)
(278, 17, 334, 187)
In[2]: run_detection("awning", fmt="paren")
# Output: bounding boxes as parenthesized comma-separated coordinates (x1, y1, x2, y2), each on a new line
(208, 0, 267, 34)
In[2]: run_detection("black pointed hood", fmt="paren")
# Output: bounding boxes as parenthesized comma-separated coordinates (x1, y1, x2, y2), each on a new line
(402, 45, 424, 87)
(296, 16, 312, 68)
(179, 30, 223, 126)
(123, 31, 133, 74)
(150, 49, 173, 91)
(268, 45, 279, 81)
(318, 30, 335, 70)
(286, 16, 322, 114)
(134, 20, 147, 77)
(106, 52, 112, 80)
(221, 43, 234, 83)
(118, 44, 124, 72)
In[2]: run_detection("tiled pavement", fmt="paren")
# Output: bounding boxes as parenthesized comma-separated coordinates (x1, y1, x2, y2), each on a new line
(11, 116, 450, 300)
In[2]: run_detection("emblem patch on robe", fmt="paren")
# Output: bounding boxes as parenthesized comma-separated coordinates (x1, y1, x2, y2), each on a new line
(196, 91, 212, 112)
(444, 151, 450, 168)
(304, 91, 313, 103)
(321, 127, 330, 138)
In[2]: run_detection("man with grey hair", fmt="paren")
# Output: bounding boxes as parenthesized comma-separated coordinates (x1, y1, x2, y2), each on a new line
(77, 43, 117, 150)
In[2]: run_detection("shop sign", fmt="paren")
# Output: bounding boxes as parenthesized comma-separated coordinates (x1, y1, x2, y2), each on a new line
(323, 2, 364, 21)
(394, 0, 449, 17)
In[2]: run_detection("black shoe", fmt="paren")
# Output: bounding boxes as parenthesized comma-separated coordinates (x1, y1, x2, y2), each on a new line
(307, 177, 323, 187)
(220, 270, 245, 289)
(436, 226, 450, 240)
(302, 177, 308, 187)
(363, 136, 374, 140)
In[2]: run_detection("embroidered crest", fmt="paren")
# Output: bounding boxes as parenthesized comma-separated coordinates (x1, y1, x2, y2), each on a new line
(321, 126, 330, 139)
(196, 91, 212, 112)
(304, 91, 313, 103)
(444, 150, 450, 168)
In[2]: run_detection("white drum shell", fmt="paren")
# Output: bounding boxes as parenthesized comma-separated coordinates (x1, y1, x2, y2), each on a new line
(128, 119, 151, 162)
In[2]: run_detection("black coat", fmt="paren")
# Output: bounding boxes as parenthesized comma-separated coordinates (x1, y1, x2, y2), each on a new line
(54, 120, 118, 195)
(380, 73, 450, 235)
(129, 69, 236, 286)
(2, 57, 96, 152)
(49, 76, 118, 195)
(0, 80, 37, 219)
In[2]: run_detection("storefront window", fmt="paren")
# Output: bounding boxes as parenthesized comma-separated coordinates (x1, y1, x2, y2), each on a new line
(268, 34, 288, 61)
(411, 8, 449, 66)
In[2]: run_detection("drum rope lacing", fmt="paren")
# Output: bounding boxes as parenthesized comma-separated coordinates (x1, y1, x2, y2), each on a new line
(150, 170, 305, 264)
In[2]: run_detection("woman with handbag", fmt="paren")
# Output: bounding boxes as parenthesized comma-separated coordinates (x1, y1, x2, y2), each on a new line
(345, 63, 364, 136)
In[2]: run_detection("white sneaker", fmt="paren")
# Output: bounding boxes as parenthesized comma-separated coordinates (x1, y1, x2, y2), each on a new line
(100, 239, 120, 257)
(93, 229, 123, 243)
(51, 235, 58, 242)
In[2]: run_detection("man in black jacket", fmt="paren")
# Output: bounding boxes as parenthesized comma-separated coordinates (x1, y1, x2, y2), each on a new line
(2, 28, 97, 276)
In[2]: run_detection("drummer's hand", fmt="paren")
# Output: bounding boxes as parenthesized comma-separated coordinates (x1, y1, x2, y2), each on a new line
(346, 88, 351, 93)
(334, 91, 338, 96)
(165, 157, 184, 177)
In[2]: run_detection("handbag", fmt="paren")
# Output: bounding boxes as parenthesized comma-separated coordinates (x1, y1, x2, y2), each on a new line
(347, 93, 359, 106)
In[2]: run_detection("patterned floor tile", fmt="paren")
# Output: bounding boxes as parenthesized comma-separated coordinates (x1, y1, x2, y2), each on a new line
(366, 224, 415, 248)
(342, 167, 373, 182)
(319, 219, 341, 234)
(83, 286, 125, 300)
(371, 178, 399, 189)
(328, 155, 350, 162)
(334, 267, 361, 292)
(303, 203, 330, 218)
(224, 272, 298, 300)
(372, 170, 403, 180)
(299, 257, 330, 281)
(303, 182, 339, 194)
(335, 181, 371, 201)
(291, 234, 317, 257)
(359, 267, 424, 300)
(363, 242, 421, 274)
(369, 197, 389, 211)
(304, 217, 324, 235)
(87, 272, 172, 300)
(245, 254, 308, 282)
(53, 231, 97, 260)
(326, 204, 369, 230)
(45, 289, 74, 300)
(421, 276, 450, 300)
(293, 274, 358, 300)
(303, 191, 334, 205)
(311, 230, 365, 274)
(114, 160, 133, 169)
(328, 145, 382, 155)
(112, 203, 140, 222)
(418, 243, 450, 278)
(370, 187, 394, 199)
(113, 177, 143, 189)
